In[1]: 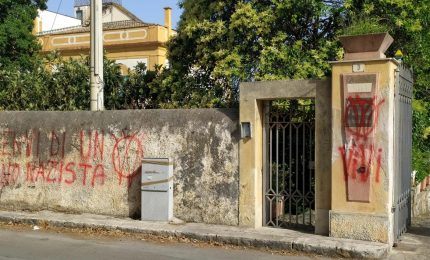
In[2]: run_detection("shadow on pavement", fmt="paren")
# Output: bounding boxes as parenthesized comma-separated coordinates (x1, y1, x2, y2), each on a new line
(407, 226, 430, 237)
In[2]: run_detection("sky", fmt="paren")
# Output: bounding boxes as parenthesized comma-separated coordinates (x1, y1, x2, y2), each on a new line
(46, 0, 182, 28)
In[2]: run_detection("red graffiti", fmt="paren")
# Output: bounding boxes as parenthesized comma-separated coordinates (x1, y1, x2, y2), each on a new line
(35, 161, 46, 182)
(64, 162, 76, 185)
(46, 160, 58, 183)
(25, 131, 33, 158)
(80, 130, 91, 162)
(26, 162, 34, 183)
(0, 129, 13, 156)
(25, 160, 106, 187)
(339, 145, 382, 183)
(94, 131, 104, 161)
(344, 95, 385, 140)
(80, 130, 104, 162)
(0, 128, 144, 189)
(11, 131, 20, 156)
(0, 163, 20, 189)
(78, 163, 92, 186)
(50, 131, 66, 158)
(0, 129, 42, 159)
(112, 134, 143, 186)
(0, 129, 39, 157)
(340, 95, 385, 184)
(92, 164, 105, 187)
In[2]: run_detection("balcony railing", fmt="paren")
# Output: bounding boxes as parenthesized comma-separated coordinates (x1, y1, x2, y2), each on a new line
(74, 0, 122, 7)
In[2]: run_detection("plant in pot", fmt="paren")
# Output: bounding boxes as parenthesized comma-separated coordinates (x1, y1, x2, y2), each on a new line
(338, 17, 393, 60)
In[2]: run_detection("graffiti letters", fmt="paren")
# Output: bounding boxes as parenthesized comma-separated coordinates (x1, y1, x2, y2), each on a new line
(0, 129, 144, 189)
(339, 95, 385, 183)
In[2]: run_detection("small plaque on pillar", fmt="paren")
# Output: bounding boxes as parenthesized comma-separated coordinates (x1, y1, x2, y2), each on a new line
(352, 63, 365, 73)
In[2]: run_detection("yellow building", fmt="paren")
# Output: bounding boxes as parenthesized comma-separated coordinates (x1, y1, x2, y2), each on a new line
(35, 0, 174, 73)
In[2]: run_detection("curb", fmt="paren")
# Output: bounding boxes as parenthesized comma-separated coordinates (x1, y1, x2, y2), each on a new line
(0, 212, 390, 259)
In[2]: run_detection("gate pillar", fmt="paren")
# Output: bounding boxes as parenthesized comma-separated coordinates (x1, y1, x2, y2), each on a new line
(330, 54, 401, 244)
(239, 80, 332, 235)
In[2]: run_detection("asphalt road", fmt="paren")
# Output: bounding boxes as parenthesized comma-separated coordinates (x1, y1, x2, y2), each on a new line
(0, 228, 323, 260)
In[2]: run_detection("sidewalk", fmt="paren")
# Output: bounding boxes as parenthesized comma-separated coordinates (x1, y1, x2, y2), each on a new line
(390, 213, 430, 259)
(0, 210, 389, 259)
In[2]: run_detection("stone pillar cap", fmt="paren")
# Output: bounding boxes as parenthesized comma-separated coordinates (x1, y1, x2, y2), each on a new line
(339, 32, 394, 61)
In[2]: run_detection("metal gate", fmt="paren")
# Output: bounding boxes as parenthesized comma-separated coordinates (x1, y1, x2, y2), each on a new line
(263, 99, 315, 230)
(393, 65, 413, 244)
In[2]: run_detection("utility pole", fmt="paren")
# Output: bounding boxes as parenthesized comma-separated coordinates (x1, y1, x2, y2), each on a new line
(90, 0, 104, 111)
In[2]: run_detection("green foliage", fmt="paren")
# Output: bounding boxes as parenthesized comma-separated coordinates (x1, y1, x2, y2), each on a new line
(0, 53, 166, 111)
(103, 58, 126, 110)
(343, 0, 430, 181)
(0, 0, 47, 69)
(272, 99, 315, 123)
(340, 17, 389, 36)
(163, 0, 344, 108)
(45, 54, 128, 111)
(412, 100, 430, 182)
(0, 62, 50, 110)
(44, 53, 90, 110)
(121, 63, 164, 109)
(45, 55, 164, 111)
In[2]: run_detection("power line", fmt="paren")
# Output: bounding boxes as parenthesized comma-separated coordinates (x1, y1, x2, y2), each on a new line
(51, 0, 64, 31)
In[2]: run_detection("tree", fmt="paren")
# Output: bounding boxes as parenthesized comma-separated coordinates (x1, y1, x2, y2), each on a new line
(0, 54, 126, 111)
(163, 0, 429, 180)
(46, 54, 128, 111)
(343, 0, 430, 181)
(163, 0, 344, 108)
(0, 0, 47, 69)
(0, 62, 50, 110)
(122, 63, 164, 109)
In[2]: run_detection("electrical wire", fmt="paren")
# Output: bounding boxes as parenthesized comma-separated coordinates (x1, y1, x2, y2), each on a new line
(51, 0, 64, 31)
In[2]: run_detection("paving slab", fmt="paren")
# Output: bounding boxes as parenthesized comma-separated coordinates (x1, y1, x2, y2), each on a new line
(389, 214, 430, 260)
(0, 210, 390, 258)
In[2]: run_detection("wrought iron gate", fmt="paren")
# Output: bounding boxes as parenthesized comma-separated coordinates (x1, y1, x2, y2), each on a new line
(393, 65, 413, 244)
(263, 99, 315, 230)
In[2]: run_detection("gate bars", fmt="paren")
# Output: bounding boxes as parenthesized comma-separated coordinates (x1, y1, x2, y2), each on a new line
(263, 99, 316, 230)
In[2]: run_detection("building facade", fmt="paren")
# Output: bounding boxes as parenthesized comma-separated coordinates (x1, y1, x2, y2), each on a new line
(33, 10, 81, 33)
(35, 0, 174, 73)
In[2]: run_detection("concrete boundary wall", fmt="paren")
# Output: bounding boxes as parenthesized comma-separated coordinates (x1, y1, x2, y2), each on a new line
(412, 181, 430, 218)
(0, 109, 240, 226)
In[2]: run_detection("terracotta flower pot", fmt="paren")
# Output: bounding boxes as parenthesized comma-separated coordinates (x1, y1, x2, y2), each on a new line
(339, 32, 394, 60)
(272, 198, 285, 219)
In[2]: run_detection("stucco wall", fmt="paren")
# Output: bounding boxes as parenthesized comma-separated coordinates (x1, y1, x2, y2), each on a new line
(412, 183, 430, 218)
(38, 10, 81, 32)
(0, 109, 239, 225)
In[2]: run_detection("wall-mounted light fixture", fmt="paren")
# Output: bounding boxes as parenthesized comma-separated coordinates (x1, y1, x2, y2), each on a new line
(241, 122, 252, 139)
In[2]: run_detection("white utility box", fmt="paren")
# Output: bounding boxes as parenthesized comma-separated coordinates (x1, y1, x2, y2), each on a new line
(141, 158, 173, 221)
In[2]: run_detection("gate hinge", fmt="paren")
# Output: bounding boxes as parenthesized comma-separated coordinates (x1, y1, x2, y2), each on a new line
(391, 206, 396, 213)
